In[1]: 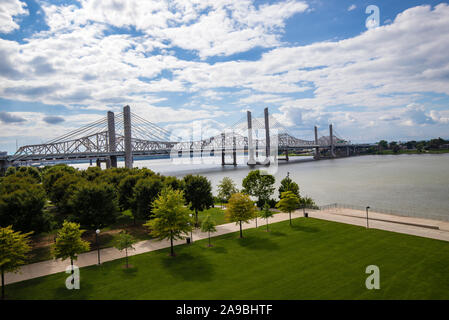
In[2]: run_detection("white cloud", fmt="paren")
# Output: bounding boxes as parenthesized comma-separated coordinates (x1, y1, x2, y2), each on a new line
(347, 4, 356, 12)
(0, 0, 28, 33)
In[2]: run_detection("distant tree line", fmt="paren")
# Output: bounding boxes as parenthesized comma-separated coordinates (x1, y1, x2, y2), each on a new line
(373, 137, 449, 154)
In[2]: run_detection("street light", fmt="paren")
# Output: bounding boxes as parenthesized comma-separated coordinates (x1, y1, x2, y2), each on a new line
(189, 214, 193, 243)
(366, 206, 370, 229)
(96, 229, 101, 264)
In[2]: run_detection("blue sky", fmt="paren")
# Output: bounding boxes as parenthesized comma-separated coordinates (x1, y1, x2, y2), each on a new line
(1, 0, 449, 153)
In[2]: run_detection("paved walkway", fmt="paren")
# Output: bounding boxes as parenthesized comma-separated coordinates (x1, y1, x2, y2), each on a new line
(4, 209, 449, 285)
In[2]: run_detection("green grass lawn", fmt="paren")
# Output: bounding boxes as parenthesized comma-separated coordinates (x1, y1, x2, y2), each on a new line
(5, 218, 449, 300)
(198, 207, 226, 226)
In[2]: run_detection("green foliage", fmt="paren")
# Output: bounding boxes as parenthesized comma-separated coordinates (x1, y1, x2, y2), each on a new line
(47, 172, 83, 213)
(183, 174, 214, 226)
(52, 221, 90, 263)
(201, 214, 217, 246)
(131, 176, 163, 221)
(225, 193, 256, 237)
(115, 231, 137, 252)
(201, 214, 217, 233)
(217, 177, 238, 202)
(114, 231, 137, 268)
(6, 167, 41, 183)
(82, 166, 103, 182)
(69, 182, 118, 229)
(42, 165, 78, 196)
(118, 174, 141, 211)
(144, 188, 193, 256)
(242, 170, 275, 208)
(259, 202, 274, 231)
(278, 175, 300, 199)
(162, 176, 185, 191)
(276, 191, 301, 213)
(0, 226, 33, 299)
(276, 191, 300, 225)
(0, 226, 32, 273)
(0, 175, 49, 233)
(300, 196, 318, 209)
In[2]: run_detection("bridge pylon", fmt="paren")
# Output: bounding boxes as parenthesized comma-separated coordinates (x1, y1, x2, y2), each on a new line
(124, 105, 133, 168)
(107, 111, 117, 168)
(247, 110, 256, 165)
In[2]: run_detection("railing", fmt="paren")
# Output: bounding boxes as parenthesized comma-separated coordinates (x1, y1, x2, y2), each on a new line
(318, 203, 449, 222)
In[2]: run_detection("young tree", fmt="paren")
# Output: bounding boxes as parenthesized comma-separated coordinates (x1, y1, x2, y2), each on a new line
(278, 174, 300, 199)
(276, 191, 300, 226)
(242, 170, 275, 227)
(242, 170, 275, 208)
(183, 175, 214, 227)
(69, 183, 118, 229)
(201, 214, 217, 247)
(217, 177, 238, 203)
(0, 226, 32, 300)
(114, 231, 137, 268)
(52, 221, 90, 284)
(259, 202, 274, 232)
(144, 188, 193, 257)
(225, 193, 256, 238)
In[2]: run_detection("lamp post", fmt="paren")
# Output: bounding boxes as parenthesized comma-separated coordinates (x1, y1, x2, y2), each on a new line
(366, 206, 370, 229)
(189, 214, 193, 243)
(96, 229, 101, 264)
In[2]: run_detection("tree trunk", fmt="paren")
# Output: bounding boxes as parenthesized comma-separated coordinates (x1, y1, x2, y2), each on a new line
(71, 258, 74, 285)
(170, 233, 174, 256)
(239, 221, 243, 238)
(289, 211, 292, 226)
(125, 248, 128, 268)
(266, 219, 269, 232)
(195, 209, 199, 227)
(1, 266, 4, 300)
(208, 230, 211, 246)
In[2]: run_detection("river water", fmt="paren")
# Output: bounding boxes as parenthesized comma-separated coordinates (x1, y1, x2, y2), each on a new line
(71, 154, 449, 221)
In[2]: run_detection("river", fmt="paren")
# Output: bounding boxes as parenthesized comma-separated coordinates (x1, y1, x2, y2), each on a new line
(71, 153, 449, 222)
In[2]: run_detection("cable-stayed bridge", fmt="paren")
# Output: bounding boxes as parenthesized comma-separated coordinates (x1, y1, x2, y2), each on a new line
(1, 106, 374, 170)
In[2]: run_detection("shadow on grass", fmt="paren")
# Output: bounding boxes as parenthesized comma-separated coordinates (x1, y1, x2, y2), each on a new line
(269, 230, 287, 237)
(161, 252, 214, 282)
(291, 224, 320, 233)
(210, 246, 228, 254)
(52, 281, 94, 300)
(236, 236, 280, 251)
(121, 266, 138, 277)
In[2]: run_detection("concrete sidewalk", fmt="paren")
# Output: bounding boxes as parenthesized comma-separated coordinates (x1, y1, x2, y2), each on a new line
(4, 209, 449, 285)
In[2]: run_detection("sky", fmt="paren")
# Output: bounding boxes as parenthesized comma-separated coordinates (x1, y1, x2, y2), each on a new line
(1, 0, 449, 154)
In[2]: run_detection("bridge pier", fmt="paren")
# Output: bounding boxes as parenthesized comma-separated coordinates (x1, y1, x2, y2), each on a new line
(123, 105, 133, 169)
(264, 107, 270, 163)
(314, 126, 320, 160)
(247, 111, 256, 165)
(221, 133, 225, 166)
(329, 124, 335, 158)
(107, 111, 117, 168)
(233, 136, 237, 166)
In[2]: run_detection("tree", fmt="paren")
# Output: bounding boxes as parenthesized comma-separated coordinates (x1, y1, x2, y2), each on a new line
(183, 175, 214, 227)
(118, 174, 141, 211)
(259, 202, 274, 232)
(131, 176, 163, 222)
(276, 191, 300, 226)
(47, 172, 83, 213)
(69, 182, 118, 229)
(201, 214, 217, 247)
(144, 188, 193, 257)
(0, 226, 32, 300)
(217, 177, 238, 203)
(378, 140, 388, 151)
(0, 175, 49, 233)
(225, 193, 256, 238)
(278, 174, 300, 199)
(114, 231, 137, 268)
(242, 170, 275, 208)
(52, 221, 90, 285)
